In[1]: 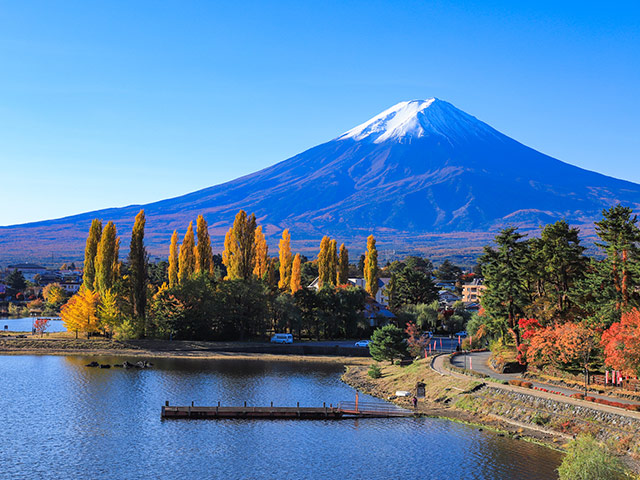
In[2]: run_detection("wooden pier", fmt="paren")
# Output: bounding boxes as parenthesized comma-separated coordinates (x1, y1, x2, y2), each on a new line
(161, 401, 413, 420)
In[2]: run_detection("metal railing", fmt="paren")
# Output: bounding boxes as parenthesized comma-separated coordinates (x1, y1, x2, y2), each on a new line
(337, 401, 412, 416)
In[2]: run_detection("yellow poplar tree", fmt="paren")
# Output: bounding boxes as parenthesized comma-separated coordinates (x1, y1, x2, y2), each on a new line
(97, 289, 120, 335)
(178, 221, 196, 283)
(337, 243, 349, 285)
(278, 229, 292, 289)
(329, 239, 338, 286)
(60, 287, 101, 338)
(317, 236, 333, 288)
(82, 219, 102, 291)
(195, 214, 213, 275)
(95, 221, 119, 295)
(168, 230, 179, 288)
(290, 253, 302, 293)
(253, 225, 269, 279)
(364, 234, 379, 297)
(222, 210, 257, 280)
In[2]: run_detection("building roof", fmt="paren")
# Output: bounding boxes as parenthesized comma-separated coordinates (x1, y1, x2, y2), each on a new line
(8, 263, 46, 270)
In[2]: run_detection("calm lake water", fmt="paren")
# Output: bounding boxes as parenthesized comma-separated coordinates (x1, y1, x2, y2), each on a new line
(0, 317, 66, 333)
(0, 356, 562, 480)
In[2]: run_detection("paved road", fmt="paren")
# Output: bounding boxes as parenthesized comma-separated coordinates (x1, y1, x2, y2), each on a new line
(450, 351, 640, 407)
(431, 353, 640, 419)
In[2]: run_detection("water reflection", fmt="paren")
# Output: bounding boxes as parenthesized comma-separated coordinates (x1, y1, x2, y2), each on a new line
(0, 355, 562, 480)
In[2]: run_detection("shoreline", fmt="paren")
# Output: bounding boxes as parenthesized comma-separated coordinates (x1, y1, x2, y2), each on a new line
(341, 363, 568, 450)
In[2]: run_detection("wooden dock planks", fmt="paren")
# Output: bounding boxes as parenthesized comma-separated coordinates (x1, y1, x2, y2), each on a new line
(161, 404, 413, 420)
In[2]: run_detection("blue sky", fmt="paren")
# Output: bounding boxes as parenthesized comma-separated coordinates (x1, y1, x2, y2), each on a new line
(1, 0, 639, 226)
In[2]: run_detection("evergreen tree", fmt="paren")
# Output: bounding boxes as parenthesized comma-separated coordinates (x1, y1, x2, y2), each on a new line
(178, 222, 196, 283)
(195, 214, 213, 275)
(389, 266, 438, 311)
(222, 210, 257, 281)
(168, 230, 179, 288)
(129, 209, 148, 336)
(369, 324, 407, 364)
(479, 227, 529, 345)
(253, 225, 269, 279)
(577, 205, 640, 327)
(337, 243, 349, 285)
(525, 220, 587, 323)
(94, 221, 119, 295)
(278, 229, 292, 289)
(82, 219, 102, 291)
(6, 270, 26, 292)
(594, 205, 640, 309)
(291, 253, 302, 293)
(364, 235, 379, 297)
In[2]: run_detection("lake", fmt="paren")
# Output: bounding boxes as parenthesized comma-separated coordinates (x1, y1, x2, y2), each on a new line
(0, 355, 562, 479)
(0, 317, 66, 333)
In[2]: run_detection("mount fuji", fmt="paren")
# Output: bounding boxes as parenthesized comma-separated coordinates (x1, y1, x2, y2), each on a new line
(2, 98, 640, 264)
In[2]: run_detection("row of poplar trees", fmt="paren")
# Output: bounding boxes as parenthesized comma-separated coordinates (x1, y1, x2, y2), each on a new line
(61, 210, 148, 337)
(167, 209, 380, 296)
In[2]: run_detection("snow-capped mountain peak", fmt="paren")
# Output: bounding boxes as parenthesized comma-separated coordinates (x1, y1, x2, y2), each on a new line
(338, 98, 497, 144)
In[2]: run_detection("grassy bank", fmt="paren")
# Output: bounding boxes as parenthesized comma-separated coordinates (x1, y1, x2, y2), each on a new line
(342, 358, 566, 448)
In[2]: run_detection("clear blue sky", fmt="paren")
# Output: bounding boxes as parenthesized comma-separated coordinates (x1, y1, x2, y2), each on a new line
(1, 0, 639, 226)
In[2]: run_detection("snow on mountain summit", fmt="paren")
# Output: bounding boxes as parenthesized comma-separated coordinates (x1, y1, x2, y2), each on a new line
(338, 98, 499, 144)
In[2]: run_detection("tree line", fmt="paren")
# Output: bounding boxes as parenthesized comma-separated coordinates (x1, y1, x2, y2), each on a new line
(473, 205, 640, 376)
(60, 209, 382, 341)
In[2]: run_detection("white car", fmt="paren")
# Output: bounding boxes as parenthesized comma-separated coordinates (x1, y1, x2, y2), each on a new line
(354, 340, 371, 347)
(270, 333, 293, 344)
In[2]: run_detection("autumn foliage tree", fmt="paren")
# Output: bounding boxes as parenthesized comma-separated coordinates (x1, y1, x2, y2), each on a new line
(601, 309, 640, 376)
(337, 243, 349, 285)
(222, 210, 257, 281)
(253, 225, 269, 279)
(278, 229, 292, 289)
(290, 253, 302, 293)
(168, 230, 179, 288)
(61, 287, 101, 338)
(82, 219, 102, 291)
(179, 222, 196, 283)
(195, 214, 213, 275)
(518, 318, 598, 371)
(317, 236, 337, 288)
(129, 209, 148, 335)
(95, 221, 120, 295)
(364, 235, 379, 297)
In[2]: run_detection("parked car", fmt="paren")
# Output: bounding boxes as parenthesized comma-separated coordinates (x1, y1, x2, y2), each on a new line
(270, 333, 293, 344)
(354, 340, 371, 347)
(455, 331, 468, 338)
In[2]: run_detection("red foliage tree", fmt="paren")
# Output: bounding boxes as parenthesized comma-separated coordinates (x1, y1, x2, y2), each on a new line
(33, 318, 50, 337)
(405, 321, 428, 357)
(601, 309, 640, 376)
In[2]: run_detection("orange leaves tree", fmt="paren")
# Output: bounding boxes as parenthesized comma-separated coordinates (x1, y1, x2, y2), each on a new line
(601, 309, 640, 376)
(518, 318, 598, 371)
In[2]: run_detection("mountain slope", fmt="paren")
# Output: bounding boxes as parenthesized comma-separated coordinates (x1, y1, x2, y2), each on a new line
(2, 99, 639, 264)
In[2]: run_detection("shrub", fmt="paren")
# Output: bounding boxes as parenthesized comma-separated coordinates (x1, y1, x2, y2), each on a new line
(368, 364, 382, 379)
(531, 412, 549, 425)
(508, 379, 533, 388)
(558, 434, 628, 480)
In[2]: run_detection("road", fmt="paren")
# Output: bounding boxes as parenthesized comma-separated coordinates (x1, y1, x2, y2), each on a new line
(450, 350, 640, 407)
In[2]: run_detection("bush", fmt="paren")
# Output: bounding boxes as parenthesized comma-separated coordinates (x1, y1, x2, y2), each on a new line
(368, 364, 382, 379)
(531, 412, 549, 425)
(508, 379, 533, 388)
(558, 434, 628, 480)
